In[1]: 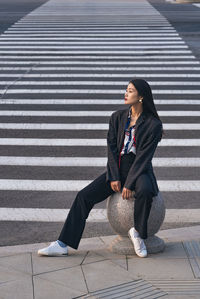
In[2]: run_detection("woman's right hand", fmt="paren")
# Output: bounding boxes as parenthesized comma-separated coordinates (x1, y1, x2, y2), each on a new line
(110, 181, 121, 192)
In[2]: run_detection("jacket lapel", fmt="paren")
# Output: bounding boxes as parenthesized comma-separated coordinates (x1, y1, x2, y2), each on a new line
(118, 106, 130, 152)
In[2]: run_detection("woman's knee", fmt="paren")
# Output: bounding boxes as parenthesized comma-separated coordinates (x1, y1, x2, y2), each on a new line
(135, 173, 154, 197)
(76, 189, 90, 204)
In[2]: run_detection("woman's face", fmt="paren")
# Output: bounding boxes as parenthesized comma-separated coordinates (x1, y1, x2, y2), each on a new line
(124, 82, 142, 105)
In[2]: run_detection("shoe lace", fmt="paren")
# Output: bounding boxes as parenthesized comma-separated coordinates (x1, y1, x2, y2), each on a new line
(50, 241, 57, 246)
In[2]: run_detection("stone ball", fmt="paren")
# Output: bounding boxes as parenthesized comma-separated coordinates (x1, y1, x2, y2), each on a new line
(106, 190, 165, 237)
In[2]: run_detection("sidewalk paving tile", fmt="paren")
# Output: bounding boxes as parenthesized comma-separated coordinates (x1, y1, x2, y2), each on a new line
(0, 264, 33, 299)
(90, 248, 128, 270)
(33, 265, 88, 299)
(75, 236, 106, 252)
(127, 257, 195, 280)
(0, 252, 32, 275)
(0, 242, 50, 257)
(32, 250, 87, 275)
(81, 250, 110, 265)
(145, 240, 188, 259)
(81, 259, 134, 292)
(0, 276, 33, 299)
(157, 226, 200, 242)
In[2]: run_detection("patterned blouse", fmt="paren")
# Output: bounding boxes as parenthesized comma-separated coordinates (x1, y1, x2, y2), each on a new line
(120, 107, 137, 157)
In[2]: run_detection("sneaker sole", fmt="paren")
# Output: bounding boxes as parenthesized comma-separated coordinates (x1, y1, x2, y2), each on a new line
(128, 230, 147, 258)
(38, 252, 68, 256)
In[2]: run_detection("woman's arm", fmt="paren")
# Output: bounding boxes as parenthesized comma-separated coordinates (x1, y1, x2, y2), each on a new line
(106, 113, 121, 183)
(123, 122, 162, 191)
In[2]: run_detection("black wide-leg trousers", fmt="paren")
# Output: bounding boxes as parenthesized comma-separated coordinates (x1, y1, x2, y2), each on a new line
(58, 152, 155, 250)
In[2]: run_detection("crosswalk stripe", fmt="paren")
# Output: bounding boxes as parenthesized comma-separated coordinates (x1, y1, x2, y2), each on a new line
(10, 24, 175, 28)
(0, 157, 198, 167)
(0, 208, 199, 222)
(0, 73, 199, 78)
(0, 41, 186, 44)
(0, 56, 196, 60)
(1, 90, 200, 94)
(0, 0, 199, 233)
(1, 67, 200, 70)
(0, 36, 184, 40)
(0, 123, 199, 130)
(0, 61, 198, 64)
(0, 51, 193, 54)
(0, 111, 199, 116)
(2, 81, 200, 86)
(0, 138, 198, 146)
(3, 32, 180, 36)
(0, 180, 199, 191)
(5, 30, 178, 33)
(0, 45, 189, 49)
(0, 99, 199, 105)
(13, 23, 173, 27)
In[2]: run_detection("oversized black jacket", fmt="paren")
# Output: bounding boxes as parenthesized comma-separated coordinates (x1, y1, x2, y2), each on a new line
(106, 105, 162, 197)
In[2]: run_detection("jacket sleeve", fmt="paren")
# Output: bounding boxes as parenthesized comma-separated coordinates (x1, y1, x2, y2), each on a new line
(123, 122, 162, 191)
(106, 113, 121, 183)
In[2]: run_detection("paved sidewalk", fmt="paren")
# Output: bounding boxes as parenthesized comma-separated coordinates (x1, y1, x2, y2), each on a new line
(0, 226, 200, 299)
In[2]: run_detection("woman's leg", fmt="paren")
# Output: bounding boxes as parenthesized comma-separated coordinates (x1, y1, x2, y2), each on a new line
(133, 172, 154, 239)
(58, 171, 115, 250)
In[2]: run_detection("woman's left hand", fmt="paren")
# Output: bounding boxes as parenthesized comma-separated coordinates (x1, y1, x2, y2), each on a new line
(122, 187, 133, 200)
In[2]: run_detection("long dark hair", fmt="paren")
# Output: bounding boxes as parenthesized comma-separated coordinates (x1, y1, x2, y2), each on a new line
(129, 78, 165, 141)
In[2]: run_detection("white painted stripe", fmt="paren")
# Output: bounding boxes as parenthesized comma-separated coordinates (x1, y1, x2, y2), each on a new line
(14, 24, 173, 27)
(10, 25, 174, 28)
(7, 25, 176, 29)
(0, 156, 198, 167)
(0, 51, 192, 54)
(1, 67, 200, 71)
(15, 21, 170, 24)
(0, 60, 197, 65)
(2, 89, 200, 94)
(0, 138, 198, 146)
(0, 110, 200, 116)
(0, 123, 199, 130)
(3, 32, 179, 36)
(5, 29, 178, 33)
(14, 21, 172, 24)
(0, 45, 188, 49)
(1, 56, 196, 61)
(4, 81, 200, 86)
(193, 4, 200, 8)
(0, 37, 183, 40)
(0, 180, 198, 191)
(1, 73, 200, 78)
(0, 41, 186, 45)
(8, 24, 175, 27)
(0, 99, 200, 105)
(0, 208, 199, 223)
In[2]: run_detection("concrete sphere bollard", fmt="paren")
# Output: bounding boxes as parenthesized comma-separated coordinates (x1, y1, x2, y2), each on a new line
(106, 190, 166, 255)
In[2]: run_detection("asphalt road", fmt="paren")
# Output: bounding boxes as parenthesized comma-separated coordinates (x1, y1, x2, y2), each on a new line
(0, 0, 200, 247)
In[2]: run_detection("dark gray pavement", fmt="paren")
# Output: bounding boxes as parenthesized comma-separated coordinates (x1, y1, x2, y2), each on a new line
(0, 0, 200, 247)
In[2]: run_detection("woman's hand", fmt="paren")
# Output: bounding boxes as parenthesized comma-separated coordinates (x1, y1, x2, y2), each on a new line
(110, 181, 121, 192)
(122, 187, 133, 200)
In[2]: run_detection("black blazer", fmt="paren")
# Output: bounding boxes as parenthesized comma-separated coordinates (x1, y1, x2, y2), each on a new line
(106, 105, 162, 197)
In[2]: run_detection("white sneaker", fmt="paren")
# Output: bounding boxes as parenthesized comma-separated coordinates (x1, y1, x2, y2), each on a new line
(128, 227, 147, 258)
(37, 241, 68, 256)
